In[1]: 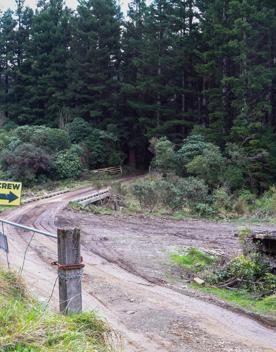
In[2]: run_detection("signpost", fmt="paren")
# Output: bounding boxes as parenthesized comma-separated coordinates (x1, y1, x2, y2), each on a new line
(0, 181, 22, 206)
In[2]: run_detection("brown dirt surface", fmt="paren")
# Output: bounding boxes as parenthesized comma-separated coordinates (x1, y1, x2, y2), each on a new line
(0, 186, 276, 352)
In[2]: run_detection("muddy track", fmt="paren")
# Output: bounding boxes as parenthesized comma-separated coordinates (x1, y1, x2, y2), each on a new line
(1, 186, 276, 352)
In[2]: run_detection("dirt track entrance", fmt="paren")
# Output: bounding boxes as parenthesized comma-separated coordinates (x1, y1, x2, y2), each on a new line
(1, 186, 276, 352)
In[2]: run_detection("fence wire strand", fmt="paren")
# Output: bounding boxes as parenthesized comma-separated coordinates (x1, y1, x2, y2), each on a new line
(45, 274, 59, 310)
(1, 223, 60, 308)
(19, 231, 35, 275)
(0, 221, 83, 315)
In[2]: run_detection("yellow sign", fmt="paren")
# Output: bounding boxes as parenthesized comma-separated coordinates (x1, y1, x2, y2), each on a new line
(0, 181, 22, 206)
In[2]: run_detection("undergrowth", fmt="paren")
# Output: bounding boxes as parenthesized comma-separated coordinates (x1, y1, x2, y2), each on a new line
(63, 174, 276, 225)
(69, 201, 113, 215)
(170, 241, 276, 317)
(0, 269, 116, 352)
(108, 174, 276, 222)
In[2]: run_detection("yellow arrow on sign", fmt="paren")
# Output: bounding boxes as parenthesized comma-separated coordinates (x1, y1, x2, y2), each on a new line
(0, 181, 22, 206)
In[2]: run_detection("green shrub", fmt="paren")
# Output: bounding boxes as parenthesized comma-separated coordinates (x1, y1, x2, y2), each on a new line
(261, 274, 276, 296)
(227, 255, 266, 283)
(1, 143, 54, 183)
(208, 253, 273, 295)
(84, 128, 123, 168)
(175, 176, 209, 209)
(0, 129, 12, 152)
(233, 190, 255, 215)
(150, 177, 179, 209)
(0, 123, 125, 182)
(67, 119, 122, 168)
(226, 141, 273, 192)
(67, 117, 92, 143)
(30, 127, 70, 152)
(195, 203, 215, 217)
(212, 187, 233, 217)
(130, 176, 209, 214)
(238, 190, 256, 204)
(130, 179, 159, 211)
(186, 144, 225, 186)
(254, 186, 276, 217)
(150, 137, 176, 174)
(176, 134, 207, 167)
(223, 165, 244, 189)
(239, 228, 253, 252)
(14, 125, 36, 142)
(56, 145, 84, 179)
(13, 125, 71, 152)
(2, 120, 18, 131)
(130, 176, 180, 211)
(219, 230, 274, 295)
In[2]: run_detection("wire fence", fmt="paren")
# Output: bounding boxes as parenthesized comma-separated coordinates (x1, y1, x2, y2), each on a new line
(0, 219, 60, 309)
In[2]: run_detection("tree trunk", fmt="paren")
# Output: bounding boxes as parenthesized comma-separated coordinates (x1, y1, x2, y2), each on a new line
(156, 57, 161, 128)
(181, 73, 186, 115)
(222, 0, 229, 134)
(202, 77, 208, 126)
(128, 148, 137, 169)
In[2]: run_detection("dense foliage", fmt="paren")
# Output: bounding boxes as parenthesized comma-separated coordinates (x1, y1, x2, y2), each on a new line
(204, 230, 276, 298)
(1, 0, 276, 189)
(171, 244, 276, 311)
(126, 136, 276, 219)
(0, 122, 122, 184)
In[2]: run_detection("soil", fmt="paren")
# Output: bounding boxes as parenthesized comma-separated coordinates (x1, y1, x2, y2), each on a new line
(1, 186, 276, 352)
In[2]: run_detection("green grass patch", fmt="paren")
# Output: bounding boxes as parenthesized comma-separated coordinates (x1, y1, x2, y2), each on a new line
(192, 284, 276, 316)
(0, 268, 115, 352)
(170, 248, 217, 272)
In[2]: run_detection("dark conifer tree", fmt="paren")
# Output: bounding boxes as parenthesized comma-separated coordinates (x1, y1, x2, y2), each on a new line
(0, 0, 275, 183)
(10, 0, 33, 121)
(120, 0, 148, 167)
(16, 0, 71, 125)
(68, 0, 122, 126)
(169, 0, 202, 141)
(0, 9, 17, 120)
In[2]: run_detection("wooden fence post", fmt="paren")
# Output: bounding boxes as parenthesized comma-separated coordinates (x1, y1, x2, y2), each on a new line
(57, 228, 83, 314)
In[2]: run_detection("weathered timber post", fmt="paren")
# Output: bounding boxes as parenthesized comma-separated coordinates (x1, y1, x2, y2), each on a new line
(57, 228, 84, 314)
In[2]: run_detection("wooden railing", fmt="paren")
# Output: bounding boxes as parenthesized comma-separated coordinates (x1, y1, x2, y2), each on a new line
(91, 166, 123, 176)
(75, 188, 110, 206)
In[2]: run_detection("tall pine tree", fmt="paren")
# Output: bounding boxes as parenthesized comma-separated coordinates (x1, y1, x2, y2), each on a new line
(16, 0, 71, 125)
(68, 0, 122, 126)
(120, 0, 149, 167)
(0, 9, 16, 121)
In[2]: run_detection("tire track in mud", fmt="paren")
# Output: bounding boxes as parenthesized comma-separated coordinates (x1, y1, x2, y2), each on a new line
(1, 186, 276, 352)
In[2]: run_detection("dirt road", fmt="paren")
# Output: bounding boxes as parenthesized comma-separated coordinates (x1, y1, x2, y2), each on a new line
(1, 187, 276, 352)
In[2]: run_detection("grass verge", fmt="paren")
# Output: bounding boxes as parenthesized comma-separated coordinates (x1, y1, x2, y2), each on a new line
(170, 248, 276, 317)
(0, 268, 116, 352)
(192, 284, 276, 316)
